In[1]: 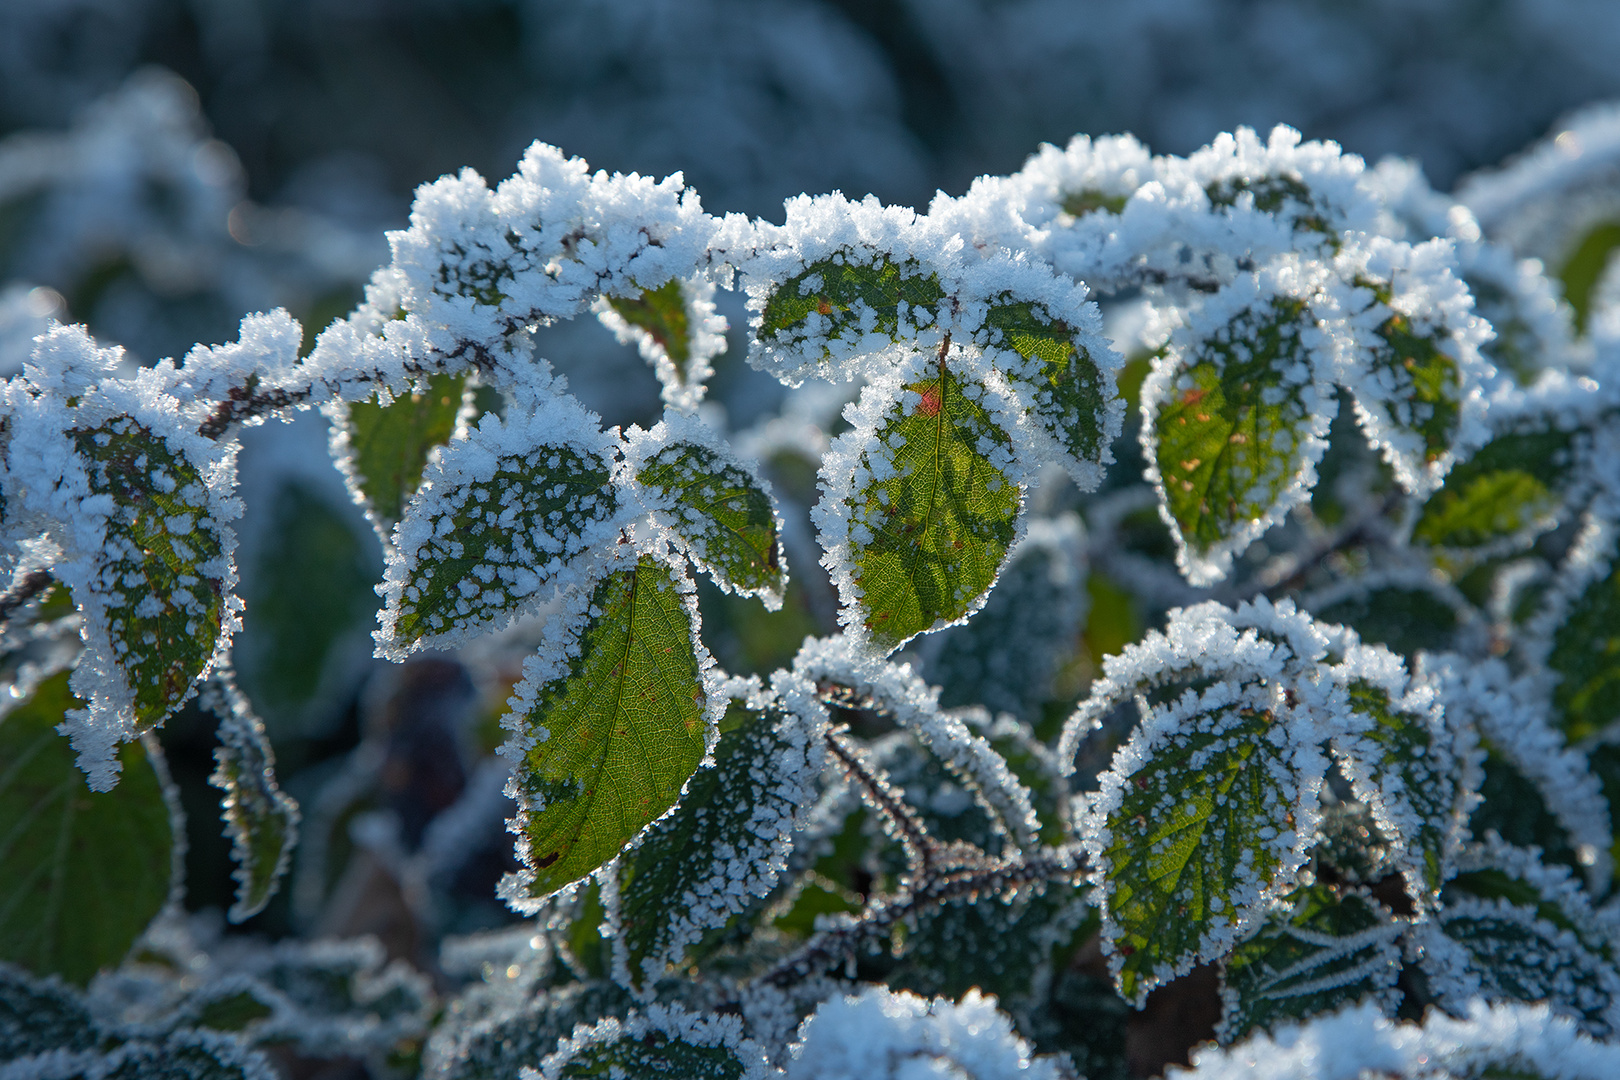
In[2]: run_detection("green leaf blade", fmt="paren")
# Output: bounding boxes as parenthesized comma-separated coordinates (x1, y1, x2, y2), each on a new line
(338, 372, 467, 531)
(74, 417, 232, 733)
(1086, 683, 1318, 1004)
(1144, 292, 1331, 585)
(504, 556, 713, 904)
(632, 423, 785, 605)
(820, 356, 1024, 653)
(0, 671, 177, 984)
(208, 680, 299, 923)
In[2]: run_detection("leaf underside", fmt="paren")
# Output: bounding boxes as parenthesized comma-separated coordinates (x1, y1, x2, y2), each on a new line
(512, 557, 709, 898)
(346, 372, 465, 528)
(608, 279, 693, 379)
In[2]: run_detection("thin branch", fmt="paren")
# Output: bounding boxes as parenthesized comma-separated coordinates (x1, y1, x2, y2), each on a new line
(824, 728, 940, 879)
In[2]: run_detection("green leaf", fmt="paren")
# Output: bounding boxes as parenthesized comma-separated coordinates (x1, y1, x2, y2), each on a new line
(383, 425, 621, 652)
(758, 253, 945, 358)
(833, 358, 1022, 652)
(208, 681, 299, 923)
(506, 557, 712, 902)
(1339, 680, 1463, 896)
(1469, 743, 1583, 876)
(980, 300, 1117, 476)
(1312, 584, 1461, 659)
(614, 702, 817, 992)
(1217, 884, 1400, 1044)
(1363, 308, 1463, 470)
(0, 962, 98, 1059)
(636, 438, 784, 603)
(1557, 221, 1620, 334)
(542, 1008, 765, 1080)
(1089, 684, 1319, 1004)
(1413, 429, 1572, 553)
(74, 417, 231, 730)
(606, 280, 693, 382)
(0, 671, 177, 984)
(1206, 174, 1334, 235)
(340, 372, 466, 530)
(1546, 556, 1620, 742)
(1060, 189, 1128, 217)
(1148, 295, 1327, 582)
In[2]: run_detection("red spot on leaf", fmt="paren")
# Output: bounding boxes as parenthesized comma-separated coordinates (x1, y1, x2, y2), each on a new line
(917, 385, 942, 417)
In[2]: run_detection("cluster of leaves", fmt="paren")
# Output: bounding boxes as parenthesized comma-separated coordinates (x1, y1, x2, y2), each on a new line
(6, 106, 1620, 1080)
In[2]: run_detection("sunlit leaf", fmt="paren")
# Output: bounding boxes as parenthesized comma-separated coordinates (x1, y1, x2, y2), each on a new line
(338, 372, 466, 531)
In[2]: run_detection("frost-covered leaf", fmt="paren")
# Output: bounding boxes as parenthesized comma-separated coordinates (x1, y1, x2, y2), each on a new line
(73, 415, 235, 738)
(424, 981, 631, 1080)
(1217, 884, 1401, 1044)
(0, 962, 97, 1060)
(501, 554, 717, 905)
(1142, 278, 1334, 584)
(1307, 576, 1466, 660)
(597, 277, 726, 412)
(1084, 678, 1325, 1004)
(629, 416, 786, 605)
(86, 1030, 277, 1080)
(612, 693, 823, 994)
(377, 394, 625, 657)
(536, 1005, 773, 1080)
(756, 252, 945, 372)
(1333, 241, 1492, 496)
(1419, 841, 1620, 1038)
(206, 677, 299, 923)
(1537, 519, 1620, 742)
(976, 297, 1123, 487)
(1412, 428, 1574, 555)
(787, 986, 1065, 1080)
(334, 371, 467, 532)
(1333, 670, 1471, 900)
(814, 352, 1026, 653)
(231, 937, 434, 1055)
(0, 671, 178, 984)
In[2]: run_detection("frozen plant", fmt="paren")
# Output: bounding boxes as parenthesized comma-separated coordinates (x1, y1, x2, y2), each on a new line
(7, 104, 1620, 1080)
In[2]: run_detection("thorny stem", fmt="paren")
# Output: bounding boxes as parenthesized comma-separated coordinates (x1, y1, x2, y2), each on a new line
(823, 728, 940, 879)
(759, 844, 1085, 989)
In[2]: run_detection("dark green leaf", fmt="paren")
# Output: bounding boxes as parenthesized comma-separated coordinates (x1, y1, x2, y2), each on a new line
(208, 681, 299, 922)
(637, 440, 783, 602)
(1413, 429, 1572, 552)
(758, 253, 945, 357)
(981, 300, 1116, 473)
(341, 372, 466, 529)
(0, 671, 176, 984)
(606, 280, 693, 381)
(0, 962, 98, 1059)
(1547, 556, 1620, 741)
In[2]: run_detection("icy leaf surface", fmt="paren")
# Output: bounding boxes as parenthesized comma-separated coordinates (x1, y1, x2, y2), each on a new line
(630, 418, 786, 605)
(1217, 884, 1401, 1044)
(598, 278, 726, 412)
(975, 297, 1122, 486)
(1143, 285, 1334, 584)
(533, 1004, 773, 1080)
(1087, 681, 1320, 1003)
(1421, 843, 1620, 1038)
(74, 416, 232, 733)
(757, 252, 945, 371)
(1542, 527, 1620, 742)
(815, 353, 1024, 653)
(1335, 675, 1467, 898)
(1412, 428, 1573, 553)
(612, 696, 823, 994)
(424, 981, 631, 1080)
(0, 671, 176, 984)
(0, 963, 97, 1059)
(207, 678, 299, 923)
(377, 397, 624, 656)
(336, 372, 466, 532)
(502, 555, 716, 905)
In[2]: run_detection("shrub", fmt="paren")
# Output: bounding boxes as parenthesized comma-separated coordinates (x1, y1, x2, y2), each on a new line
(5, 106, 1620, 1079)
